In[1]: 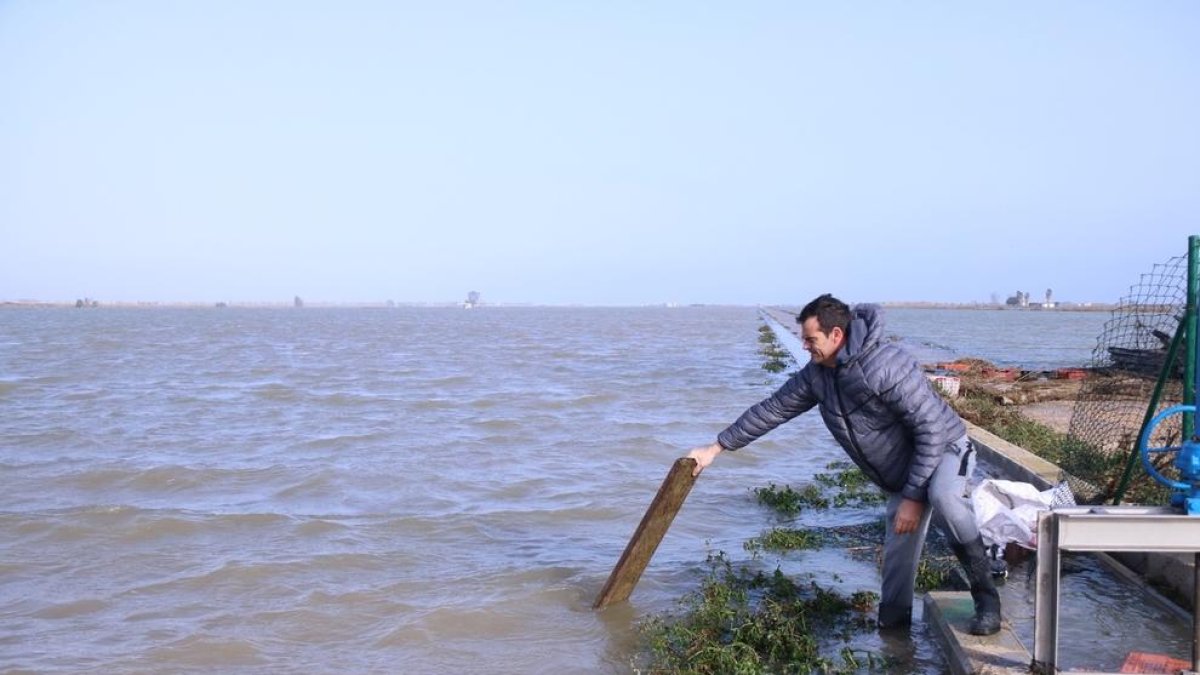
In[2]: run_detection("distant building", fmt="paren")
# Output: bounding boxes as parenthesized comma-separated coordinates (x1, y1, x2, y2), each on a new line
(1004, 291, 1029, 307)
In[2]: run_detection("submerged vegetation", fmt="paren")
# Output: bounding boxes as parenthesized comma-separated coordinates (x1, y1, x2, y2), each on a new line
(634, 552, 884, 674)
(813, 462, 888, 509)
(753, 462, 886, 518)
(743, 527, 824, 554)
(753, 482, 828, 515)
(758, 323, 795, 374)
(635, 461, 961, 672)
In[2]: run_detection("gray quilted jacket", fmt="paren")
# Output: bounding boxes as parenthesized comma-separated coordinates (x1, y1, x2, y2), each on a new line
(716, 304, 965, 502)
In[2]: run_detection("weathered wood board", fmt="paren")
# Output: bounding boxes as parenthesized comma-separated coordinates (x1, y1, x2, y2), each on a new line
(593, 457, 698, 609)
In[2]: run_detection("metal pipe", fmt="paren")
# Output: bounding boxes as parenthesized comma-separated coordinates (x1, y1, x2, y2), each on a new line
(1186, 235, 1198, 437)
(1033, 512, 1061, 674)
(1194, 551, 1199, 673)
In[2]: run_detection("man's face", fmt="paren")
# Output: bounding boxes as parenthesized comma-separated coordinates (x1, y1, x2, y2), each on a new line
(800, 316, 844, 368)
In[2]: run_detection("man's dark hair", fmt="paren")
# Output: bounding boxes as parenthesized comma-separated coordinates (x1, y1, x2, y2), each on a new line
(797, 294, 850, 335)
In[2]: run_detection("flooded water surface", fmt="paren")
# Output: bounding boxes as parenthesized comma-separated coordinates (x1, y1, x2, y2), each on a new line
(3, 305, 1161, 673)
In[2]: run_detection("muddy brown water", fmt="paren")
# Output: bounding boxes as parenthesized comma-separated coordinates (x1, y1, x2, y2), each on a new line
(3, 305, 1186, 673)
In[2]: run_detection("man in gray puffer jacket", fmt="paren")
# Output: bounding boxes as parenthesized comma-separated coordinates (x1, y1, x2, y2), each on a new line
(687, 294, 1001, 635)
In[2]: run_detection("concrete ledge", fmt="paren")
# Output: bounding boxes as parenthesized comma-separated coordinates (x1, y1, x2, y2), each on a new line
(924, 592, 1031, 675)
(965, 421, 1060, 490)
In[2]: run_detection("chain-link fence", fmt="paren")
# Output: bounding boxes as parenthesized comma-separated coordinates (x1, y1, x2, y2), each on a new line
(1066, 253, 1187, 504)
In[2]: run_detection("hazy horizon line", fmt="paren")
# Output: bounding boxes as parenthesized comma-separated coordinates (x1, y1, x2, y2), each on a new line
(0, 298, 1123, 311)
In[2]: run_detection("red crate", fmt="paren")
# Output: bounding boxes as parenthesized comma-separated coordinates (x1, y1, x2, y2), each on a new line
(1120, 651, 1190, 673)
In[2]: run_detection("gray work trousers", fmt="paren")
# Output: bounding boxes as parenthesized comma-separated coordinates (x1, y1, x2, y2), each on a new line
(878, 435, 978, 625)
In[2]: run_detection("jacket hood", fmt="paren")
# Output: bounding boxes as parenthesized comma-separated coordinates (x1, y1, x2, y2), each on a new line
(836, 303, 884, 365)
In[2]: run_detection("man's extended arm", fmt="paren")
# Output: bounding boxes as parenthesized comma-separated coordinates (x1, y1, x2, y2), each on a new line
(686, 370, 817, 476)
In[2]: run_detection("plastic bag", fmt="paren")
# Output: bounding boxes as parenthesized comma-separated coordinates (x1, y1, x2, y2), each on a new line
(971, 478, 1076, 551)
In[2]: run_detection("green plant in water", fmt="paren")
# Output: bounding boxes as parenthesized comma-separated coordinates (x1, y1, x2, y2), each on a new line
(754, 483, 828, 515)
(744, 527, 825, 554)
(634, 553, 886, 674)
(760, 346, 790, 360)
(753, 464, 888, 519)
(762, 359, 789, 373)
(757, 324, 795, 375)
(914, 556, 959, 592)
(814, 463, 887, 508)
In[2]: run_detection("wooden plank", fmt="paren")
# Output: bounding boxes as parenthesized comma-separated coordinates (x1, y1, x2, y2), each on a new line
(593, 457, 698, 610)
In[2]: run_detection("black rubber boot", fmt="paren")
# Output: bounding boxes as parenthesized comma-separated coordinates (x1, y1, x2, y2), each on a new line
(950, 536, 1002, 636)
(877, 602, 912, 629)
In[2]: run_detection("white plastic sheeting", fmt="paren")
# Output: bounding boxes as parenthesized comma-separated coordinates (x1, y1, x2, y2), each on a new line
(973, 478, 1077, 550)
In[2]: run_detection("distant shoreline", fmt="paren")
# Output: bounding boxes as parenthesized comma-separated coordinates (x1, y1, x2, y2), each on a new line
(0, 300, 1124, 311)
(877, 301, 1120, 312)
(761, 301, 1123, 313)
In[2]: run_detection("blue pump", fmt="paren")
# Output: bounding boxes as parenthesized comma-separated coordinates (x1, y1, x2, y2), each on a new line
(1139, 404, 1200, 515)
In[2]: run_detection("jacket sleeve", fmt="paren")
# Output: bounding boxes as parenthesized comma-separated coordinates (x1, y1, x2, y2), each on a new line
(877, 361, 957, 502)
(717, 369, 818, 450)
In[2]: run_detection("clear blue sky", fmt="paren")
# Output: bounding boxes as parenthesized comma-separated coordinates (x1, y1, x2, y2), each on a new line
(2, 2, 1196, 306)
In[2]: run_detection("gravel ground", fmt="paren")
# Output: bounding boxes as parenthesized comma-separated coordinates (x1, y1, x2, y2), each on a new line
(1017, 401, 1075, 435)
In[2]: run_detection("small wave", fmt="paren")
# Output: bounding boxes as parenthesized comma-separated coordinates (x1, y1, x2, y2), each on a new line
(25, 373, 72, 386)
(54, 388, 107, 402)
(272, 470, 339, 499)
(293, 432, 389, 451)
(128, 465, 212, 492)
(66, 464, 295, 501)
(294, 519, 350, 537)
(88, 507, 293, 537)
(67, 465, 189, 493)
(536, 392, 621, 410)
(469, 418, 522, 432)
(119, 516, 207, 542)
(427, 374, 473, 387)
(252, 383, 300, 402)
(31, 598, 108, 619)
(314, 392, 377, 407)
(410, 398, 455, 411)
(467, 396, 500, 409)
(132, 560, 281, 595)
(8, 428, 92, 450)
(302, 552, 388, 572)
(208, 512, 295, 529)
(146, 636, 264, 667)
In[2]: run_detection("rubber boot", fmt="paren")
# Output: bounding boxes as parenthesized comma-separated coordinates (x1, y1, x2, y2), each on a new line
(950, 536, 1002, 636)
(877, 602, 911, 629)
